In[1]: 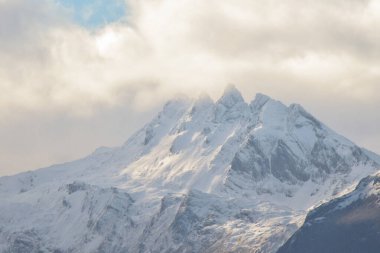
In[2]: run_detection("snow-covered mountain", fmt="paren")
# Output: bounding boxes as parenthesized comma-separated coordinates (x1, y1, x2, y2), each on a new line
(0, 85, 379, 253)
(277, 171, 380, 253)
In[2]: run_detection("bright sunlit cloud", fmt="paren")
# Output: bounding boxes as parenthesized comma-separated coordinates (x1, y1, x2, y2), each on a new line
(0, 0, 379, 175)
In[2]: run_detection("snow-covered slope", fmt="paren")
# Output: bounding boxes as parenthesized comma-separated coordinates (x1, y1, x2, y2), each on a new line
(0, 85, 379, 253)
(277, 171, 380, 253)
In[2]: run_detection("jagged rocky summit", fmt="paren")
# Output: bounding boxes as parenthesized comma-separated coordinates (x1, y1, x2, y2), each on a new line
(0, 85, 379, 253)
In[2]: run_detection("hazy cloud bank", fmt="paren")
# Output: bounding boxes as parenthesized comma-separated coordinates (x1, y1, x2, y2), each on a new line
(0, 0, 379, 175)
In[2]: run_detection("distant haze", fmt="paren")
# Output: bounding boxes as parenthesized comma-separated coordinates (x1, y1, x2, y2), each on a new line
(0, 0, 379, 176)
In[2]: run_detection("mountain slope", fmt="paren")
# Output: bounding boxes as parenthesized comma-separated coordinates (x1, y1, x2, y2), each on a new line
(277, 172, 380, 253)
(0, 181, 302, 253)
(0, 85, 379, 253)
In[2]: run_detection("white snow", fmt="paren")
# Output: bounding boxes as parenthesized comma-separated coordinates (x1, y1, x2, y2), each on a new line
(0, 85, 379, 253)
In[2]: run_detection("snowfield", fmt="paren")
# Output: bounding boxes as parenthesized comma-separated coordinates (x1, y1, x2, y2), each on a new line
(1, 85, 379, 253)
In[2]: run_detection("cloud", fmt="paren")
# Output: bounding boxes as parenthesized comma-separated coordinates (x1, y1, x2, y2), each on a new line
(0, 0, 379, 175)
(1, 0, 379, 114)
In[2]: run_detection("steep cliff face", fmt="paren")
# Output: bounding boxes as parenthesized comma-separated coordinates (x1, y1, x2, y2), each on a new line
(0, 86, 379, 253)
(277, 172, 380, 253)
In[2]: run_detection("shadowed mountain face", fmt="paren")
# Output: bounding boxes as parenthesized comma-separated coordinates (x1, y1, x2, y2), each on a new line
(277, 173, 380, 253)
(0, 86, 379, 253)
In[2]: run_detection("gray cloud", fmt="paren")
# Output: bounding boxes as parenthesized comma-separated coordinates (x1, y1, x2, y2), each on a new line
(0, 102, 157, 176)
(0, 0, 379, 175)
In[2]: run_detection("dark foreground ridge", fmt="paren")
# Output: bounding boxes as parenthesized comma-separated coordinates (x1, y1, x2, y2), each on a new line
(277, 173, 380, 253)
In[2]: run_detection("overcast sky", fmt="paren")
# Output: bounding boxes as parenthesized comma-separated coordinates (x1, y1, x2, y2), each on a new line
(0, 0, 379, 176)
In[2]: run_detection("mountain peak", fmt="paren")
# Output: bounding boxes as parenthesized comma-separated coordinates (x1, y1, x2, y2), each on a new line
(250, 92, 274, 111)
(289, 103, 306, 112)
(1, 85, 380, 253)
(252, 92, 271, 103)
(162, 96, 191, 113)
(217, 84, 245, 108)
(195, 92, 213, 104)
